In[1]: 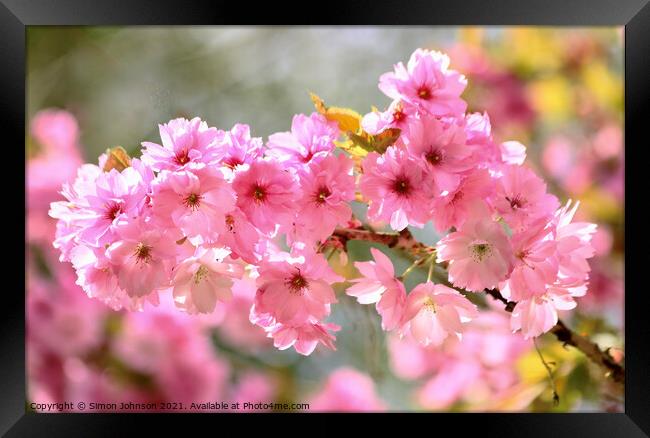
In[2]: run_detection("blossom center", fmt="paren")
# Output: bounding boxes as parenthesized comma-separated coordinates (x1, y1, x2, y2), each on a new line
(225, 214, 235, 232)
(105, 202, 123, 220)
(426, 148, 443, 166)
(134, 242, 153, 264)
(451, 190, 465, 204)
(286, 271, 309, 295)
(417, 86, 432, 100)
(470, 242, 492, 262)
(506, 195, 526, 210)
(175, 149, 190, 165)
(251, 184, 267, 203)
(392, 176, 411, 196)
(183, 193, 203, 211)
(393, 107, 406, 123)
(423, 296, 437, 313)
(223, 157, 243, 169)
(314, 186, 332, 205)
(194, 265, 209, 284)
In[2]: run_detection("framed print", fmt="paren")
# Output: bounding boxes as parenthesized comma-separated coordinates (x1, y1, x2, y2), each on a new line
(4, 0, 649, 435)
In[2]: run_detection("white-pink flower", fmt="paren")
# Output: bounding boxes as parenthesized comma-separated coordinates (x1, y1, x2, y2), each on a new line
(436, 215, 514, 292)
(346, 247, 407, 331)
(254, 250, 342, 326)
(105, 216, 179, 298)
(171, 247, 244, 314)
(491, 164, 559, 231)
(399, 282, 478, 346)
(151, 166, 236, 245)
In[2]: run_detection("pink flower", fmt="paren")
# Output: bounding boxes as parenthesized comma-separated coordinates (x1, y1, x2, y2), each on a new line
(218, 275, 271, 349)
(70, 244, 150, 311)
(266, 321, 340, 356)
(553, 200, 597, 286)
(214, 123, 264, 171)
(430, 169, 493, 233)
(30, 109, 80, 156)
(378, 49, 467, 117)
(27, 273, 106, 357)
(309, 368, 386, 412)
(171, 247, 244, 314)
(230, 372, 277, 410)
(510, 287, 578, 339)
(402, 115, 474, 194)
(500, 219, 559, 301)
(399, 282, 478, 346)
(151, 166, 236, 245)
(346, 247, 407, 331)
(436, 216, 514, 292)
(232, 159, 299, 234)
(141, 117, 222, 171)
(361, 100, 415, 135)
(72, 167, 149, 247)
(254, 250, 342, 326)
(491, 165, 559, 231)
(360, 146, 434, 231)
(291, 153, 355, 243)
(217, 208, 262, 264)
(113, 312, 229, 404)
(105, 216, 179, 298)
(266, 112, 339, 168)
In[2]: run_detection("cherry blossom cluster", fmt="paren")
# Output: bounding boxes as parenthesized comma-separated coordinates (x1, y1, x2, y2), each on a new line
(50, 48, 597, 356)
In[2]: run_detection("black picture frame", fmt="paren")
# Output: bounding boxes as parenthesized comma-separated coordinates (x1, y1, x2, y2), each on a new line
(4, 0, 649, 435)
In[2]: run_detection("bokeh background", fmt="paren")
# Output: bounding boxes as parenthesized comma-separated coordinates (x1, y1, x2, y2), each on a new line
(26, 27, 624, 412)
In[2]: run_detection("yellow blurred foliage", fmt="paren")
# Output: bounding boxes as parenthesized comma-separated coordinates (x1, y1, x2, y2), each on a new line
(581, 61, 623, 112)
(528, 76, 572, 122)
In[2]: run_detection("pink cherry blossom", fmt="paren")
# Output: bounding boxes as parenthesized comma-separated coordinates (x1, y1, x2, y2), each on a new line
(70, 243, 148, 311)
(436, 215, 514, 292)
(291, 153, 355, 243)
(553, 200, 597, 285)
(151, 166, 236, 245)
(141, 117, 223, 171)
(266, 112, 339, 168)
(309, 368, 387, 412)
(232, 159, 299, 234)
(399, 282, 478, 346)
(510, 287, 578, 339)
(360, 146, 434, 231)
(346, 247, 407, 331)
(105, 216, 179, 298)
(27, 273, 105, 357)
(217, 208, 262, 264)
(402, 115, 474, 194)
(30, 109, 80, 156)
(361, 100, 415, 135)
(254, 250, 342, 326)
(430, 169, 494, 233)
(171, 247, 244, 314)
(500, 219, 559, 301)
(378, 48, 467, 117)
(491, 165, 559, 231)
(266, 321, 340, 356)
(214, 123, 264, 171)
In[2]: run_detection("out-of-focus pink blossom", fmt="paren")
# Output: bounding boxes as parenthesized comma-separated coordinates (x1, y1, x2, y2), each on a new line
(309, 368, 387, 412)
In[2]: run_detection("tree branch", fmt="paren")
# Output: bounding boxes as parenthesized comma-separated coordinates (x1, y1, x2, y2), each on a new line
(333, 226, 625, 390)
